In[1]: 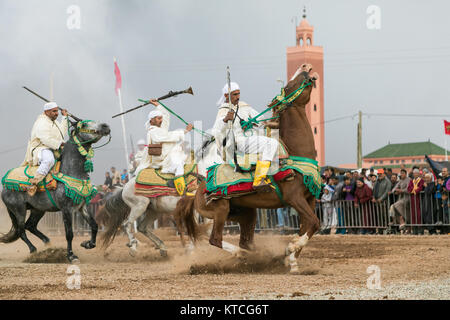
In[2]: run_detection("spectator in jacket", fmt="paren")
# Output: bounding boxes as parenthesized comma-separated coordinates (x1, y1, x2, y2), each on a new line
(354, 178, 373, 234)
(422, 173, 437, 234)
(389, 169, 411, 232)
(371, 169, 391, 234)
(104, 171, 113, 189)
(435, 176, 445, 224)
(388, 173, 399, 204)
(332, 176, 346, 235)
(320, 185, 336, 234)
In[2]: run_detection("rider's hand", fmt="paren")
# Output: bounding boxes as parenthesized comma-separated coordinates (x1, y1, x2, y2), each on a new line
(185, 123, 193, 133)
(149, 99, 159, 106)
(223, 110, 235, 122)
(61, 109, 68, 116)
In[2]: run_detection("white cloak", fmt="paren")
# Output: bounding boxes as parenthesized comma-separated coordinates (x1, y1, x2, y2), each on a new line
(22, 114, 68, 166)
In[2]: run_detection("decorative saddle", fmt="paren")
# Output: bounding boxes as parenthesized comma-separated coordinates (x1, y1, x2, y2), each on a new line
(1, 162, 61, 193)
(205, 156, 323, 203)
(134, 163, 199, 198)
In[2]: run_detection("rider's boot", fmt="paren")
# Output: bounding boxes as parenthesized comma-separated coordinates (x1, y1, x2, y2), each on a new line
(27, 173, 46, 196)
(253, 160, 273, 193)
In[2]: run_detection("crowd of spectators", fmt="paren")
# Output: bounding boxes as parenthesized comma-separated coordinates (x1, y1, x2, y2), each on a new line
(103, 166, 129, 191)
(318, 166, 450, 235)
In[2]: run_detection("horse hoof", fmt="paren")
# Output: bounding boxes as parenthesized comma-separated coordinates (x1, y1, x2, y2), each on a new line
(159, 249, 168, 257)
(290, 267, 300, 275)
(128, 246, 137, 257)
(68, 255, 80, 264)
(81, 241, 96, 249)
(29, 247, 37, 254)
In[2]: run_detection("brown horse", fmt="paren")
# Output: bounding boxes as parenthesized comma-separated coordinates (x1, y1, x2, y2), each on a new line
(175, 64, 321, 273)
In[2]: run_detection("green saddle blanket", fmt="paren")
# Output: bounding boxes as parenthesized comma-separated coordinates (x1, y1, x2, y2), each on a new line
(136, 164, 197, 187)
(207, 156, 323, 198)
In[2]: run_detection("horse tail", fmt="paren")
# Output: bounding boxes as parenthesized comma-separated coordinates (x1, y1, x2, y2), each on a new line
(100, 189, 130, 249)
(0, 208, 20, 243)
(174, 196, 201, 243)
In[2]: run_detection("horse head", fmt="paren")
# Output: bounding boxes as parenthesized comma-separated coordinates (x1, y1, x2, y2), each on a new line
(283, 63, 318, 107)
(70, 119, 111, 146)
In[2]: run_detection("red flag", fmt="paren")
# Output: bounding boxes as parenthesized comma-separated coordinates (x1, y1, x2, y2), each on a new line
(114, 60, 122, 95)
(445, 120, 450, 135)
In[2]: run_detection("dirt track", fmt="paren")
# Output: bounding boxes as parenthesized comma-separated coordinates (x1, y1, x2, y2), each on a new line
(0, 226, 449, 300)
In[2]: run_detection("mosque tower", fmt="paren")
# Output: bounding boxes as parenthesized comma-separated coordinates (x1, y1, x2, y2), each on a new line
(286, 7, 325, 166)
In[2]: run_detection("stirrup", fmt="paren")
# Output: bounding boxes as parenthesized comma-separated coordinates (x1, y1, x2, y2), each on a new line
(254, 178, 273, 193)
(174, 176, 186, 196)
(27, 185, 37, 197)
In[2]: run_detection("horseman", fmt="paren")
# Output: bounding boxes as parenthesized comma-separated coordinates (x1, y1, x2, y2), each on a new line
(23, 102, 68, 196)
(135, 99, 193, 195)
(212, 82, 279, 191)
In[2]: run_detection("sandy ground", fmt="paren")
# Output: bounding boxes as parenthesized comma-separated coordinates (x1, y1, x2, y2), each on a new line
(0, 224, 449, 300)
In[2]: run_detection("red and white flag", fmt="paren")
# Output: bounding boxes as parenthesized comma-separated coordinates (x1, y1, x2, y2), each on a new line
(114, 59, 122, 95)
(445, 120, 450, 135)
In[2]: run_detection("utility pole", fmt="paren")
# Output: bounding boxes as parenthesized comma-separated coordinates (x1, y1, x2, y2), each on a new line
(357, 110, 362, 168)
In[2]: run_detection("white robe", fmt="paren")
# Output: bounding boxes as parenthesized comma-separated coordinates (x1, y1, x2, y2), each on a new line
(211, 101, 279, 161)
(22, 113, 68, 166)
(136, 105, 187, 176)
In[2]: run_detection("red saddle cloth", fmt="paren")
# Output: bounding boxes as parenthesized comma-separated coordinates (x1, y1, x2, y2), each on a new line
(204, 169, 293, 198)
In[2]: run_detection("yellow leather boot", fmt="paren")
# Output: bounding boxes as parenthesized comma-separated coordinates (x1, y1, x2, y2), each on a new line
(27, 173, 46, 196)
(174, 176, 186, 196)
(253, 160, 273, 192)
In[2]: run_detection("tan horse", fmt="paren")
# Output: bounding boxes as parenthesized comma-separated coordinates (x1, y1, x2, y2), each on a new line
(175, 64, 321, 273)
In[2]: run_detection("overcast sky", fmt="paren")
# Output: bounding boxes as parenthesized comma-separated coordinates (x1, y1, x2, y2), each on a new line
(1, 0, 449, 183)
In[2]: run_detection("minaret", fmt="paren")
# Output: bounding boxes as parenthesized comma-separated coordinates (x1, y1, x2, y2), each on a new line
(286, 8, 325, 166)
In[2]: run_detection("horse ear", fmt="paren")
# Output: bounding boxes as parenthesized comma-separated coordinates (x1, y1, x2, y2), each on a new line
(69, 120, 78, 127)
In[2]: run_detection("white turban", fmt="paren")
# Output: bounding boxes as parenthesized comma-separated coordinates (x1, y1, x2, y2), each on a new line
(44, 102, 58, 111)
(144, 109, 163, 129)
(216, 82, 240, 106)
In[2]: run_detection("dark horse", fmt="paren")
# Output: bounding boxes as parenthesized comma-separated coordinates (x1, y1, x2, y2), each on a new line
(0, 120, 110, 262)
(175, 64, 321, 273)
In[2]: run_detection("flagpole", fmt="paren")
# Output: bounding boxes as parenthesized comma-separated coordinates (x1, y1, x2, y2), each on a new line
(114, 57, 130, 178)
(117, 88, 130, 178)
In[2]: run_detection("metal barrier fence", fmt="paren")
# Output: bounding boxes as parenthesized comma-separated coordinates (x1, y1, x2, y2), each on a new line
(224, 191, 450, 234)
(33, 192, 449, 236)
(38, 202, 101, 236)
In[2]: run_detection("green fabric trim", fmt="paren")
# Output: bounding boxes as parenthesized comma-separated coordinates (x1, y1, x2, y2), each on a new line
(268, 175, 288, 206)
(52, 173, 97, 205)
(44, 183, 58, 208)
(24, 166, 33, 179)
(288, 156, 318, 166)
(206, 157, 323, 199)
(205, 163, 255, 195)
(153, 164, 197, 181)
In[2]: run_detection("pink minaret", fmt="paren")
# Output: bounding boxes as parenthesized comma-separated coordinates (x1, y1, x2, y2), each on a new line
(286, 8, 325, 166)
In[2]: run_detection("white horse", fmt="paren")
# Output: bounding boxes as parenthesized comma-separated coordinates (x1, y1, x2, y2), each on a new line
(100, 140, 220, 256)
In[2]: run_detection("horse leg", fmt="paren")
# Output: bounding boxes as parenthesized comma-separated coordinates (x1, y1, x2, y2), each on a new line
(79, 204, 98, 249)
(25, 209, 50, 246)
(230, 207, 257, 251)
(285, 193, 320, 274)
(209, 207, 243, 255)
(61, 209, 78, 263)
(11, 207, 37, 254)
(122, 196, 150, 256)
(136, 210, 168, 257)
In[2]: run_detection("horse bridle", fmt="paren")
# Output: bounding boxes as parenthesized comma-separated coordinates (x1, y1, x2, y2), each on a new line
(69, 119, 111, 149)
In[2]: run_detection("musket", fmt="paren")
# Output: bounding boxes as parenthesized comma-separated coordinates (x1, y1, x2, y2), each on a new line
(112, 87, 193, 119)
(23, 86, 82, 122)
(224, 66, 242, 172)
